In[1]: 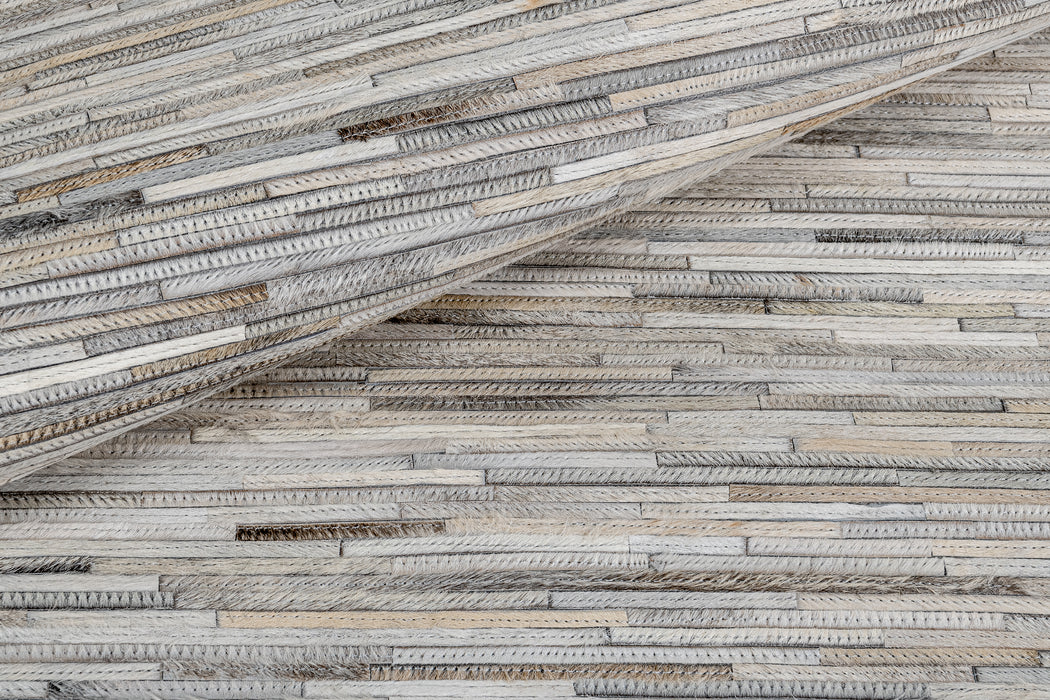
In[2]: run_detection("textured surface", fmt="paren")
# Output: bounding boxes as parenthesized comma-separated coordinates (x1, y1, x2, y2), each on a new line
(6, 29, 1050, 698)
(3, 0, 1050, 481)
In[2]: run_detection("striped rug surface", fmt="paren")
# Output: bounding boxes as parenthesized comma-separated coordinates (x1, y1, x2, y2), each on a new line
(5, 28, 1050, 699)
(3, 0, 1049, 480)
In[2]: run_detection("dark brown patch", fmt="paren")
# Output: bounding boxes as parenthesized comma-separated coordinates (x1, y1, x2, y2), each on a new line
(339, 105, 464, 141)
(236, 519, 446, 541)
(0, 556, 91, 574)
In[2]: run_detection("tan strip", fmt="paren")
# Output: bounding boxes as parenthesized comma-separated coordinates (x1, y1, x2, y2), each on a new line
(0, 284, 267, 346)
(219, 610, 628, 629)
(794, 438, 955, 457)
(15, 146, 206, 202)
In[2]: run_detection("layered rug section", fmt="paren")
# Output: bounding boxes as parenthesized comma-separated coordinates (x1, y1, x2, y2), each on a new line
(3, 0, 1050, 479)
(7, 19, 1050, 700)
